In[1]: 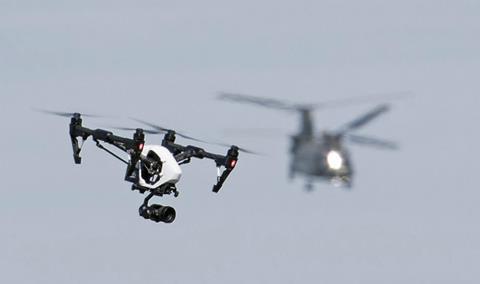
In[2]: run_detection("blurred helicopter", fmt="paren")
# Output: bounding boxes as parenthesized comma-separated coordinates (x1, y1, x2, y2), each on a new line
(218, 92, 402, 190)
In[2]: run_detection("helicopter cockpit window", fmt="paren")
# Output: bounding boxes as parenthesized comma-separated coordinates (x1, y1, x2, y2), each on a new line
(141, 150, 163, 185)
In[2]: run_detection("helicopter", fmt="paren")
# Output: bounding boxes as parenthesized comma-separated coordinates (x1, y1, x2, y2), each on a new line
(218, 92, 401, 190)
(37, 110, 249, 223)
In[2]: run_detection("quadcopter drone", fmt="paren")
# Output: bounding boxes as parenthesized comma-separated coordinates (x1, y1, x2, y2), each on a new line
(43, 111, 246, 223)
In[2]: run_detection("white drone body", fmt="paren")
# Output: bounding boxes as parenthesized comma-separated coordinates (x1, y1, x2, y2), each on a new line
(63, 113, 240, 223)
(137, 145, 182, 190)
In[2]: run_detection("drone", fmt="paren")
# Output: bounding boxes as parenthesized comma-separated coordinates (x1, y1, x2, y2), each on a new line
(39, 110, 248, 223)
(218, 92, 403, 190)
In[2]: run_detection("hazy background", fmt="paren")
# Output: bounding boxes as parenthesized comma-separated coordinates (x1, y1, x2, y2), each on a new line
(1, 1, 479, 283)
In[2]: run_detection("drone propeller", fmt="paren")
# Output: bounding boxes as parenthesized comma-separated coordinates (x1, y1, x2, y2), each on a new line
(111, 127, 162, 135)
(33, 108, 103, 118)
(347, 134, 399, 150)
(116, 126, 205, 143)
(114, 119, 259, 155)
(128, 118, 210, 143)
(206, 141, 260, 155)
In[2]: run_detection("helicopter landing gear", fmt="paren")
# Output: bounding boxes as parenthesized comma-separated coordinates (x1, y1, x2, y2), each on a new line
(288, 167, 295, 181)
(304, 181, 314, 192)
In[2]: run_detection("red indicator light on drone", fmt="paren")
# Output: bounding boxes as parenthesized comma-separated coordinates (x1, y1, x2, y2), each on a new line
(229, 159, 237, 168)
(139, 143, 144, 151)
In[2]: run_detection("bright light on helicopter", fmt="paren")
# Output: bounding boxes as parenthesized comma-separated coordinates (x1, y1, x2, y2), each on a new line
(327, 150, 343, 170)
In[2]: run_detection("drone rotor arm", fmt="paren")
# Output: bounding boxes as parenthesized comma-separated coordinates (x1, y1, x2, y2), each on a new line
(163, 133, 239, 193)
(68, 115, 146, 176)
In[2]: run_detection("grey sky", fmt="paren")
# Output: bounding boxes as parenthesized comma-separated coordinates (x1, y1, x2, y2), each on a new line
(1, 1, 480, 283)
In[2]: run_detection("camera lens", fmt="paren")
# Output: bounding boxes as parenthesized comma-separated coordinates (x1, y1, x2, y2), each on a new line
(139, 204, 176, 223)
(150, 204, 176, 223)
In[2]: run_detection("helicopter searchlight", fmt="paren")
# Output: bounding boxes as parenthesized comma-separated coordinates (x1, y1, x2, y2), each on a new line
(326, 150, 344, 171)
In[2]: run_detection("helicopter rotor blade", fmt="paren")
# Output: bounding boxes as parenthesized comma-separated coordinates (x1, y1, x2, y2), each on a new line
(311, 91, 413, 110)
(218, 91, 412, 112)
(336, 104, 391, 134)
(218, 92, 298, 111)
(347, 134, 399, 150)
(33, 108, 103, 118)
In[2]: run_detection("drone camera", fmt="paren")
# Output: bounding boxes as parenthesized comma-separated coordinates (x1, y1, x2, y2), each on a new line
(139, 204, 176, 223)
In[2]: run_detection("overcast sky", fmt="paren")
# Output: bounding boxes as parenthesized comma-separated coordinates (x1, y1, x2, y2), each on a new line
(1, 1, 480, 283)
